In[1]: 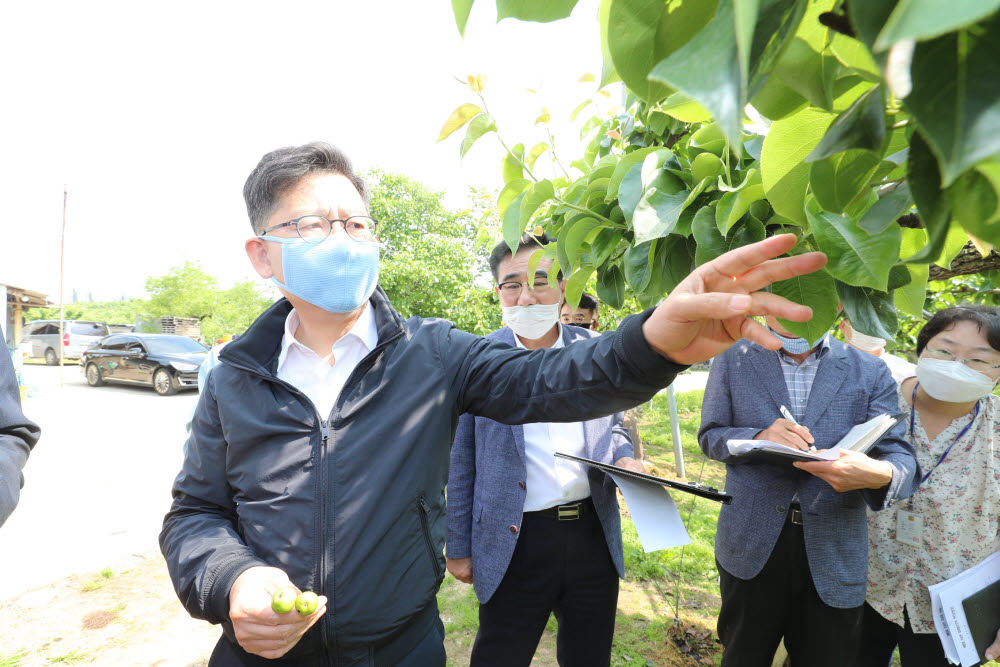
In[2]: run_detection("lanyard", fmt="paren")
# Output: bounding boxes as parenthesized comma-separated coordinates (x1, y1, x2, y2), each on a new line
(910, 381, 980, 486)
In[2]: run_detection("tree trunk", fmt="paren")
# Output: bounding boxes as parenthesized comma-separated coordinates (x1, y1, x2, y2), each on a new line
(929, 244, 1000, 282)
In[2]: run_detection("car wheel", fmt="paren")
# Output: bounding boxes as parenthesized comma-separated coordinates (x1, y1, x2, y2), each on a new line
(44, 348, 59, 366)
(85, 363, 105, 387)
(153, 368, 178, 396)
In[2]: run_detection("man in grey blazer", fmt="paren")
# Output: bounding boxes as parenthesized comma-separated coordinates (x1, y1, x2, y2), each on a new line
(446, 235, 642, 667)
(698, 316, 920, 667)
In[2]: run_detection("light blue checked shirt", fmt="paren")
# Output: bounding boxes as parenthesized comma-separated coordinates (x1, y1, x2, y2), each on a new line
(776, 334, 832, 422)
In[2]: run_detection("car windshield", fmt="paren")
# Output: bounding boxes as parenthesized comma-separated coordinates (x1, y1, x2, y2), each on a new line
(145, 337, 209, 355)
(72, 322, 109, 336)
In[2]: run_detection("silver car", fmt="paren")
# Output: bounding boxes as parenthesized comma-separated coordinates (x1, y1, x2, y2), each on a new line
(21, 320, 110, 365)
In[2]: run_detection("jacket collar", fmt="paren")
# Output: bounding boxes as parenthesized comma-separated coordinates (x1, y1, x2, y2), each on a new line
(220, 286, 403, 378)
(745, 338, 850, 428)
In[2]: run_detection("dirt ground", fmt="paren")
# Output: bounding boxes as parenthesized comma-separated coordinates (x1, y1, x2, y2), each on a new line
(0, 551, 220, 666)
(0, 552, 562, 667)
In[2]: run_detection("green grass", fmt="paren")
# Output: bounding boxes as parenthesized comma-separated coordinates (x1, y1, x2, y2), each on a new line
(80, 566, 116, 592)
(0, 651, 28, 667)
(46, 650, 92, 665)
(610, 389, 727, 664)
(437, 577, 480, 635)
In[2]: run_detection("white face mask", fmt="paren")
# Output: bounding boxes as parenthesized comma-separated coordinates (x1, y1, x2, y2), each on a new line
(502, 303, 560, 340)
(845, 321, 886, 352)
(916, 357, 998, 403)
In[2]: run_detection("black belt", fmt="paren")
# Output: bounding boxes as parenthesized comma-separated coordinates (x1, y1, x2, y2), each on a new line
(528, 498, 592, 521)
(789, 503, 804, 526)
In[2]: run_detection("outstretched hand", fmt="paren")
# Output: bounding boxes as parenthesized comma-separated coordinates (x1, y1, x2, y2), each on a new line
(642, 234, 827, 366)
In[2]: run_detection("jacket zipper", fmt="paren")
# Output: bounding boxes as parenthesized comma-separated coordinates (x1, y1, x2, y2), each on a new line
(221, 325, 403, 658)
(318, 418, 331, 660)
(416, 496, 443, 578)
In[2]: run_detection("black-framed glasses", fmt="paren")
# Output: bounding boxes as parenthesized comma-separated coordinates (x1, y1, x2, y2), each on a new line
(259, 215, 378, 243)
(497, 279, 558, 300)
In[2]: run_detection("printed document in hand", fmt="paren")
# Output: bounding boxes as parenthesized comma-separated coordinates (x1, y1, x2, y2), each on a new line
(726, 413, 901, 464)
(928, 549, 1000, 666)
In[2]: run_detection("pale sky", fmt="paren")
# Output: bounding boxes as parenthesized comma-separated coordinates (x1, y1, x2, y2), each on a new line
(0, 0, 609, 302)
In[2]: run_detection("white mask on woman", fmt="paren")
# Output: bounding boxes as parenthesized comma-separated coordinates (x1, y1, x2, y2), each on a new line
(502, 303, 560, 340)
(916, 357, 998, 403)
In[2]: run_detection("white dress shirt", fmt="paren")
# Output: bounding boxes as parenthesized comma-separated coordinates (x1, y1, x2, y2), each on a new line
(514, 324, 591, 511)
(277, 305, 379, 420)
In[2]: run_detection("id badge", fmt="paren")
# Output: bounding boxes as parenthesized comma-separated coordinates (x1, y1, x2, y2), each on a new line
(895, 509, 923, 547)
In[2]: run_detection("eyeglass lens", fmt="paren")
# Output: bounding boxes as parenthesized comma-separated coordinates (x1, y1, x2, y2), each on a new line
(296, 216, 375, 242)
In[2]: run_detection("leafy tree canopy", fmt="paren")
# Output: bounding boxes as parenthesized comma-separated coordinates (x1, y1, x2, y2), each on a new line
(368, 169, 502, 335)
(27, 262, 273, 345)
(443, 0, 1000, 343)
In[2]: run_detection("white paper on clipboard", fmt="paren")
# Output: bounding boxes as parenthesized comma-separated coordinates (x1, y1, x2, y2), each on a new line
(608, 473, 690, 553)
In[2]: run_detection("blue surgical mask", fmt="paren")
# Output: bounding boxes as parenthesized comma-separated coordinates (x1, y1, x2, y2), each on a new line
(768, 327, 825, 355)
(260, 233, 380, 313)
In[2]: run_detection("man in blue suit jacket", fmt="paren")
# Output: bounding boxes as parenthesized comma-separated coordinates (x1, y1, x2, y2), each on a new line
(447, 235, 642, 667)
(698, 316, 919, 667)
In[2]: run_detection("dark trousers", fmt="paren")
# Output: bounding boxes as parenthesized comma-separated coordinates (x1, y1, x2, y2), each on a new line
(855, 602, 949, 667)
(208, 608, 445, 667)
(716, 511, 863, 667)
(470, 501, 620, 667)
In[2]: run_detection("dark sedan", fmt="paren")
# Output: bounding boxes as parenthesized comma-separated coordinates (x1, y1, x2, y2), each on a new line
(81, 334, 209, 396)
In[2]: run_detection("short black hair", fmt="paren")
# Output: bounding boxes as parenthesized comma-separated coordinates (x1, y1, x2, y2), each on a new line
(243, 141, 370, 234)
(564, 292, 599, 315)
(488, 232, 561, 282)
(916, 305, 1000, 355)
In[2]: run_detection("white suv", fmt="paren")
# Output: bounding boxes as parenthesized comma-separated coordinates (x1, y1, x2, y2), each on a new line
(21, 320, 110, 365)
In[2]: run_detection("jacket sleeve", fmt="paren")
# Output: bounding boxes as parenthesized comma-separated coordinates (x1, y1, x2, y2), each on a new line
(697, 352, 764, 464)
(446, 413, 476, 560)
(159, 372, 269, 624)
(861, 364, 920, 511)
(445, 309, 686, 424)
(611, 411, 633, 463)
(0, 351, 40, 527)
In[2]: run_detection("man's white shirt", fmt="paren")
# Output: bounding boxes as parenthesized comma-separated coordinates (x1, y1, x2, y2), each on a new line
(277, 305, 379, 420)
(514, 323, 592, 511)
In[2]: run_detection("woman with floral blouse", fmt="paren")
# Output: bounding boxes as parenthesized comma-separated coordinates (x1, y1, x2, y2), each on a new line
(859, 306, 1000, 666)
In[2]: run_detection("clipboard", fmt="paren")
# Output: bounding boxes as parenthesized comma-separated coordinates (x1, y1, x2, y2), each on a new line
(554, 452, 732, 504)
(962, 579, 1000, 666)
(726, 412, 906, 466)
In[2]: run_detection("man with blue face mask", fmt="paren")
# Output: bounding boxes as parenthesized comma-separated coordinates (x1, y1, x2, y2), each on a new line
(698, 315, 920, 667)
(160, 141, 830, 666)
(446, 235, 640, 666)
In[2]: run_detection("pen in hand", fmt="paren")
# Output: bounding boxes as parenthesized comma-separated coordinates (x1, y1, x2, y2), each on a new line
(780, 405, 816, 451)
